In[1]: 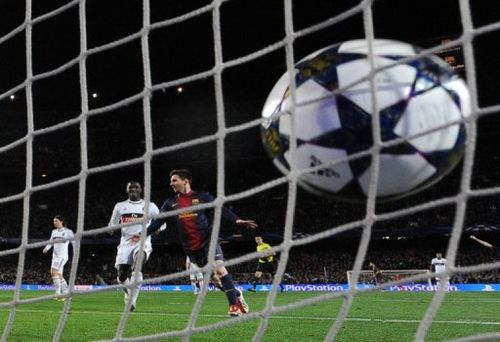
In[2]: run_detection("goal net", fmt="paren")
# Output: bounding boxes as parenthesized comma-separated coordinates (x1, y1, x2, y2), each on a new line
(346, 269, 432, 289)
(0, 0, 499, 341)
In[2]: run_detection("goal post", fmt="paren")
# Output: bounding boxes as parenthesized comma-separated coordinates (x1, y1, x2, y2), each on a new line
(347, 269, 432, 289)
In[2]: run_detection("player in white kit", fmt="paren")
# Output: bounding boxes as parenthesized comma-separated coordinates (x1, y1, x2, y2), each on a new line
(42, 215, 75, 300)
(109, 181, 165, 311)
(430, 252, 449, 289)
(186, 256, 204, 294)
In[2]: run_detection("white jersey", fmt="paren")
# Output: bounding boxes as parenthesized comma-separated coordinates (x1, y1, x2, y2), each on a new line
(431, 257, 448, 274)
(44, 227, 74, 259)
(108, 199, 159, 245)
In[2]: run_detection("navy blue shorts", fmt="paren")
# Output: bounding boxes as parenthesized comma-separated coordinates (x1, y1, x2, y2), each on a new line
(186, 242, 224, 267)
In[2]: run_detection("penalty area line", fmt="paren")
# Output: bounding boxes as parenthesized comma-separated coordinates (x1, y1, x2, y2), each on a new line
(6, 308, 500, 326)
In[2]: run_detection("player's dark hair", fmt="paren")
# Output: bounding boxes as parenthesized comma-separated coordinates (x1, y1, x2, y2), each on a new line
(126, 180, 141, 192)
(127, 180, 141, 187)
(54, 215, 65, 226)
(170, 169, 192, 183)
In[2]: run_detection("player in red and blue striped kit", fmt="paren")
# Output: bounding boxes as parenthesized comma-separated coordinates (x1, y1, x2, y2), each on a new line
(144, 169, 258, 316)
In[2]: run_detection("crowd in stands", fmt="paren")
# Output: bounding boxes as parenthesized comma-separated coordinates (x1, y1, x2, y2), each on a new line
(0, 235, 498, 286)
(2, 172, 497, 243)
(1, 137, 499, 286)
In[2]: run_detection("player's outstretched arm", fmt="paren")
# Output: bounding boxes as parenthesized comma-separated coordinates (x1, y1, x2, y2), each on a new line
(236, 219, 258, 229)
(108, 204, 121, 236)
(144, 199, 172, 236)
(128, 223, 166, 244)
(203, 191, 258, 230)
(43, 232, 54, 253)
(470, 235, 494, 249)
(43, 243, 52, 254)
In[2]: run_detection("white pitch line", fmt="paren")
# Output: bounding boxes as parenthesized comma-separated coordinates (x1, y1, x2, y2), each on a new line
(4, 308, 500, 326)
(369, 299, 500, 303)
(345, 318, 500, 325)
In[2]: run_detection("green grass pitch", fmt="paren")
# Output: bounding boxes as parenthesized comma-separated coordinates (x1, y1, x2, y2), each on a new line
(0, 290, 499, 341)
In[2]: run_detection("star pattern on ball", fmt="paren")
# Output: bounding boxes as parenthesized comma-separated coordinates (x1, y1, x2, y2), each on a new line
(297, 50, 420, 178)
(307, 94, 417, 177)
(262, 40, 469, 200)
(296, 50, 464, 178)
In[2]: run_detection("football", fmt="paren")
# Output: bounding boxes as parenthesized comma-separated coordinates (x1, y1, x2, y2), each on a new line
(261, 39, 471, 202)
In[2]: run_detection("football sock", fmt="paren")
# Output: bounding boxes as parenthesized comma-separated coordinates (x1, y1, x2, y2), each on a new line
(191, 279, 198, 294)
(53, 276, 61, 295)
(130, 271, 142, 305)
(60, 278, 68, 294)
(252, 277, 261, 290)
(220, 274, 238, 305)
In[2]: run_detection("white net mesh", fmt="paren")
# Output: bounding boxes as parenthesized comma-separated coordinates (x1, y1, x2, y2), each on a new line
(346, 269, 432, 289)
(1, 0, 499, 341)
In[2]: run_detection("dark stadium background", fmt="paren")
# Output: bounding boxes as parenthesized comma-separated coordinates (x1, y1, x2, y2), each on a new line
(0, 0, 499, 285)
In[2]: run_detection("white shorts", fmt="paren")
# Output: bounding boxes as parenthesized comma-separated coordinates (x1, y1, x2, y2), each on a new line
(51, 256, 68, 273)
(115, 239, 152, 267)
(187, 261, 204, 281)
(435, 276, 450, 282)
